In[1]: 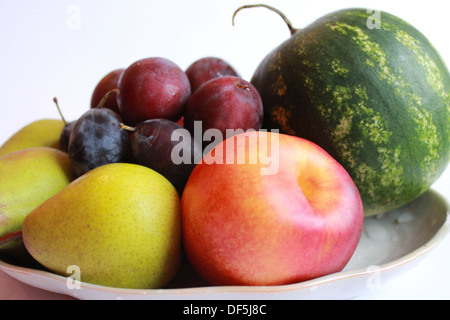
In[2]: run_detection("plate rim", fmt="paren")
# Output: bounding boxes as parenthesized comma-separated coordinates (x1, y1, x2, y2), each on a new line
(1, 190, 449, 298)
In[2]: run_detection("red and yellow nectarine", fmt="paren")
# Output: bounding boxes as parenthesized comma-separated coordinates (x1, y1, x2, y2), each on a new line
(181, 131, 363, 286)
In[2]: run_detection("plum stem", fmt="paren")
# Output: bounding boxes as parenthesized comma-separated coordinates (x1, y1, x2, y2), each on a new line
(119, 123, 136, 132)
(53, 97, 68, 125)
(232, 4, 299, 36)
(95, 88, 120, 109)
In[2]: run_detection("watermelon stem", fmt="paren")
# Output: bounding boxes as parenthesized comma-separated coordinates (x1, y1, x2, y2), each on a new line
(232, 4, 299, 36)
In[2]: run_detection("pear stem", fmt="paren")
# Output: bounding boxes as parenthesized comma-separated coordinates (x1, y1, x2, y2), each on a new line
(232, 4, 300, 36)
(95, 89, 120, 109)
(0, 231, 23, 247)
(119, 123, 136, 132)
(53, 97, 68, 125)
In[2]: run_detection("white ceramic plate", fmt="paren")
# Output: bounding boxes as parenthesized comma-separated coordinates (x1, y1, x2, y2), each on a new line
(0, 189, 448, 300)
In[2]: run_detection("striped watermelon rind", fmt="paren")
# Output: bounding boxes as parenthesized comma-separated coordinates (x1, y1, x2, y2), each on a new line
(251, 8, 450, 216)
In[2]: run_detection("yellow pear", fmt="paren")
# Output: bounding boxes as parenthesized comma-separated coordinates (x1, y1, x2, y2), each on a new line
(0, 119, 65, 157)
(22, 163, 182, 289)
(0, 147, 74, 251)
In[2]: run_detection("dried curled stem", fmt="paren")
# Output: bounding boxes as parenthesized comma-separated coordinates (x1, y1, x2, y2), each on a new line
(232, 4, 299, 36)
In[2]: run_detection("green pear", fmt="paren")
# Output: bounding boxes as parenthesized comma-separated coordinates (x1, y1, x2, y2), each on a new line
(22, 163, 182, 289)
(0, 147, 74, 249)
(0, 119, 65, 157)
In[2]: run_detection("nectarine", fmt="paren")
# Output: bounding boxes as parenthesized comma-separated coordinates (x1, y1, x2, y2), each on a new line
(181, 131, 363, 286)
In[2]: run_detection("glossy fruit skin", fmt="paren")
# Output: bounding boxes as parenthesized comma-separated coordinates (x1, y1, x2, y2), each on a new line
(183, 76, 264, 143)
(185, 57, 239, 93)
(90, 69, 124, 114)
(118, 57, 191, 126)
(131, 119, 201, 195)
(251, 8, 450, 215)
(68, 108, 130, 177)
(182, 131, 363, 286)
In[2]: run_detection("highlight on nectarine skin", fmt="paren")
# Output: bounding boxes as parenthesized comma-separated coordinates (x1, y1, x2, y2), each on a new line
(181, 131, 364, 286)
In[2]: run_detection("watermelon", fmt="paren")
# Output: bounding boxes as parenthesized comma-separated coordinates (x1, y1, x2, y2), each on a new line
(248, 7, 450, 216)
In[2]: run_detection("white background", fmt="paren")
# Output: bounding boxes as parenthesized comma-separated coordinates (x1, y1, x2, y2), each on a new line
(0, 0, 449, 299)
